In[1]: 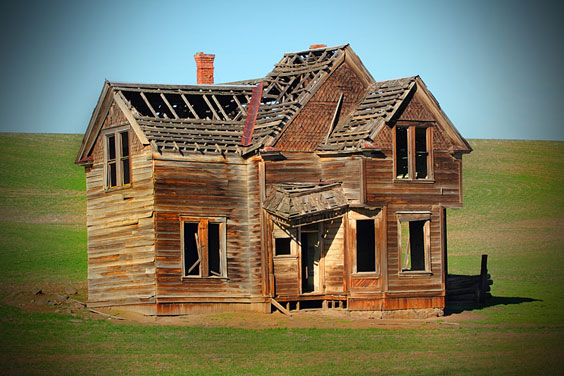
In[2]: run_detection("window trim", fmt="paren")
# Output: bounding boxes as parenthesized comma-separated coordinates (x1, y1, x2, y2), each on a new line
(103, 126, 132, 190)
(397, 212, 432, 275)
(181, 216, 227, 279)
(272, 222, 298, 259)
(349, 209, 382, 277)
(393, 124, 434, 182)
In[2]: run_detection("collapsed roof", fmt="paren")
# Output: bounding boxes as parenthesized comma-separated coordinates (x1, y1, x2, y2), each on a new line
(77, 44, 470, 164)
(263, 183, 349, 227)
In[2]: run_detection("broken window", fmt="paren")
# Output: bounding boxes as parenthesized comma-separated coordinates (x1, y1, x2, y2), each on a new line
(395, 126, 431, 180)
(182, 217, 226, 278)
(105, 129, 131, 189)
(398, 215, 431, 272)
(356, 219, 376, 272)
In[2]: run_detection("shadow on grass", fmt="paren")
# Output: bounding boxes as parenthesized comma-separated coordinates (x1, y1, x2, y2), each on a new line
(445, 296, 542, 315)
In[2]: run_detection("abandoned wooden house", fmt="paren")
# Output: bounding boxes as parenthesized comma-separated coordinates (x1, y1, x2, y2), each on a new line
(76, 44, 472, 316)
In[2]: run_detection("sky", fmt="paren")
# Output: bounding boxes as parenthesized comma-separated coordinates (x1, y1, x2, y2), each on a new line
(0, 0, 562, 141)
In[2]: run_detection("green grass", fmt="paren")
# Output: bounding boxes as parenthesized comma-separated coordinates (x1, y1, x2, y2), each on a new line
(0, 134, 563, 375)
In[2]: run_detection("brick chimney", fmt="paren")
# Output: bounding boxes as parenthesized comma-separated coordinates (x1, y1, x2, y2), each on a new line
(309, 44, 327, 49)
(194, 52, 215, 84)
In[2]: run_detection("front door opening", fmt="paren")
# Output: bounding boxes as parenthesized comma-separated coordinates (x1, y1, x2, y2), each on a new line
(301, 230, 320, 293)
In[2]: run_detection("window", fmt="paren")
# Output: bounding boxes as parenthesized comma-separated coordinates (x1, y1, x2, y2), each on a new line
(275, 238, 291, 256)
(356, 219, 376, 272)
(105, 129, 131, 188)
(398, 214, 431, 273)
(350, 209, 382, 275)
(182, 217, 226, 278)
(273, 223, 296, 257)
(394, 125, 431, 180)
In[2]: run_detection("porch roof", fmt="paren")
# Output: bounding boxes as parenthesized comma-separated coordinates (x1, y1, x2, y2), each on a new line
(263, 182, 349, 227)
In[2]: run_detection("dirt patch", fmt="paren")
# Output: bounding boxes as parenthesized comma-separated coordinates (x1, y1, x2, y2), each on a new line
(1, 282, 490, 329)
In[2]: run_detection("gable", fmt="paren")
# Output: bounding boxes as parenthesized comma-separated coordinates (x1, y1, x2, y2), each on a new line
(319, 77, 415, 153)
(90, 100, 145, 166)
(273, 49, 372, 152)
(76, 84, 149, 165)
(369, 79, 471, 154)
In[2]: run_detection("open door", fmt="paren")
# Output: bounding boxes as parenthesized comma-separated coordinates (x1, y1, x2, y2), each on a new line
(300, 224, 321, 294)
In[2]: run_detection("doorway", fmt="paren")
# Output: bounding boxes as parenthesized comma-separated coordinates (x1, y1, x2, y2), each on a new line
(301, 227, 320, 293)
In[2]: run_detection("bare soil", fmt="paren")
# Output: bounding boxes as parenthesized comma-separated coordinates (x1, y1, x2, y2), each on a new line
(2, 282, 485, 330)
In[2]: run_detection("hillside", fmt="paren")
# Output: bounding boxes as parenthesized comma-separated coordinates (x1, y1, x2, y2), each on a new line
(0, 133, 562, 374)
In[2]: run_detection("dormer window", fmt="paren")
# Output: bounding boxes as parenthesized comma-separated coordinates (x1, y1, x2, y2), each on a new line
(104, 128, 131, 189)
(394, 125, 432, 180)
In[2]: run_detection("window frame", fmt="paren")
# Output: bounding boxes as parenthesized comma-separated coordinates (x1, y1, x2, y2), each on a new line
(103, 126, 132, 190)
(349, 209, 382, 276)
(181, 216, 227, 279)
(397, 212, 432, 275)
(272, 222, 298, 258)
(393, 124, 434, 182)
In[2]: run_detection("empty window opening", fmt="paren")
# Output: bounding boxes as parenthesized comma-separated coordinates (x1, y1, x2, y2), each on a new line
(182, 218, 226, 278)
(275, 237, 291, 256)
(184, 222, 200, 276)
(107, 134, 117, 187)
(396, 127, 408, 179)
(356, 219, 376, 272)
(400, 220, 428, 272)
(120, 132, 130, 185)
(395, 126, 431, 180)
(105, 130, 130, 189)
(208, 223, 221, 276)
(415, 127, 428, 179)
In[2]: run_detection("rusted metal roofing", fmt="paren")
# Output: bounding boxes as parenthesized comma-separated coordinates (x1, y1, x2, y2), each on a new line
(263, 183, 349, 227)
(319, 76, 416, 152)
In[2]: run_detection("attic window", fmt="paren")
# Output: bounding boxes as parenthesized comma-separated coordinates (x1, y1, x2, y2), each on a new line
(394, 125, 432, 180)
(104, 128, 131, 189)
(182, 217, 227, 278)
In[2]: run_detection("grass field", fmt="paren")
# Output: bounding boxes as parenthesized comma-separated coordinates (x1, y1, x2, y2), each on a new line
(0, 133, 562, 375)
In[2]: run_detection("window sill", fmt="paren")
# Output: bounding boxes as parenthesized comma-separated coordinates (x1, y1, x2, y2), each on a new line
(181, 276, 229, 281)
(274, 255, 298, 259)
(351, 273, 381, 279)
(105, 184, 132, 192)
(399, 271, 433, 276)
(393, 179, 435, 184)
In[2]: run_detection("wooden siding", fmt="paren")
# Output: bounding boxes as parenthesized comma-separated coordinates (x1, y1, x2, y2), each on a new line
(384, 204, 444, 294)
(153, 154, 264, 302)
(86, 100, 155, 306)
(264, 153, 362, 203)
(323, 218, 345, 294)
(273, 257, 299, 296)
(365, 151, 462, 207)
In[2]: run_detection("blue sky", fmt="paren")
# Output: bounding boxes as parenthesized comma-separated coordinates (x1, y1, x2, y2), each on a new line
(0, 0, 562, 141)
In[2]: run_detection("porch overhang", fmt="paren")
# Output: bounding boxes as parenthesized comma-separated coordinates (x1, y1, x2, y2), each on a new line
(263, 182, 349, 227)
